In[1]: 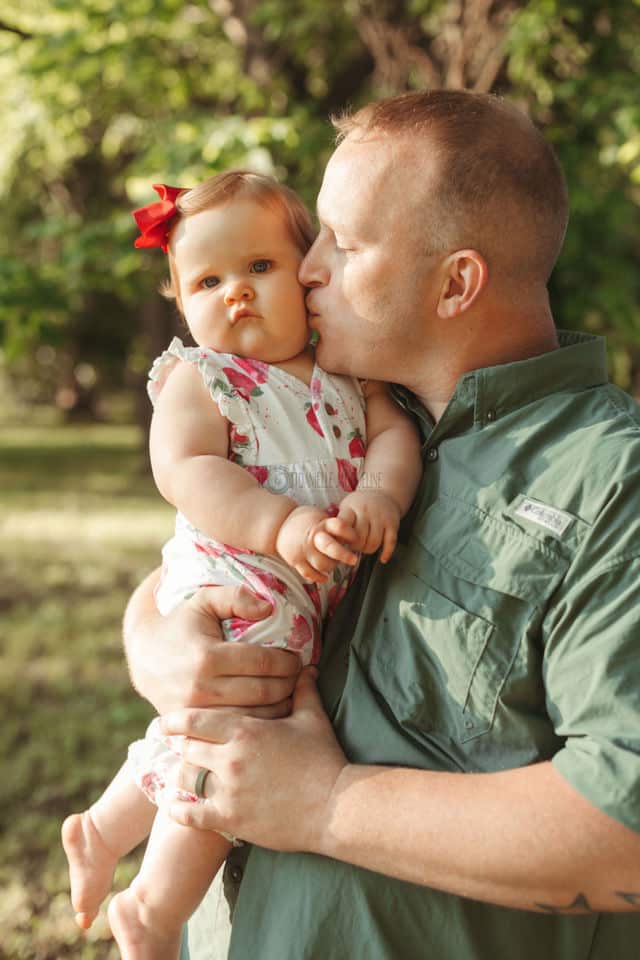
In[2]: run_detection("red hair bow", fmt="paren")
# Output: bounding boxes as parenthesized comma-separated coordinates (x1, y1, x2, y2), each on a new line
(132, 183, 184, 252)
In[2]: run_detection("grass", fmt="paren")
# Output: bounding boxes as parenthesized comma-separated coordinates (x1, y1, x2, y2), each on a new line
(0, 421, 174, 959)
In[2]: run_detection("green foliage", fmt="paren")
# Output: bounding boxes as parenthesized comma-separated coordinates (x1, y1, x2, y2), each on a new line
(0, 0, 639, 401)
(505, 0, 640, 377)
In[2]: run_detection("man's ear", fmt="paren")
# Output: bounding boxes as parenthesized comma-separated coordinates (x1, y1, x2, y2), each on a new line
(436, 250, 488, 319)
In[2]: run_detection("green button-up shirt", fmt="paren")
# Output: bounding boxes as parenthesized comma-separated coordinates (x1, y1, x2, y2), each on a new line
(199, 332, 640, 959)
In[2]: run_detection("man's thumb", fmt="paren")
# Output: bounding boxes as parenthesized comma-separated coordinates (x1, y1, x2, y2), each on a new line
(193, 584, 272, 622)
(292, 666, 321, 712)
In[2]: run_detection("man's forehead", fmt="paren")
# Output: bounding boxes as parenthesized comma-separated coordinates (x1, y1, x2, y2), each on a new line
(318, 133, 433, 228)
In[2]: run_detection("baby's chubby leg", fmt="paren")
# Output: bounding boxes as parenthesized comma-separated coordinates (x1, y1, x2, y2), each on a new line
(108, 806, 230, 960)
(62, 762, 155, 929)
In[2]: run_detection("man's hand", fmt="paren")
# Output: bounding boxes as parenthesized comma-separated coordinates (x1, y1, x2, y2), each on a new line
(161, 669, 348, 853)
(276, 506, 359, 583)
(123, 572, 301, 715)
(337, 490, 402, 563)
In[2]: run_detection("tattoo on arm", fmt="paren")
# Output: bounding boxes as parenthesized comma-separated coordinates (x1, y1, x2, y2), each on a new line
(616, 892, 640, 910)
(535, 892, 640, 914)
(535, 893, 593, 915)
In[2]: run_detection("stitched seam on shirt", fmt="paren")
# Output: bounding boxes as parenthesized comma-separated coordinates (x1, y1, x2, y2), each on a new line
(603, 386, 640, 433)
(438, 491, 566, 563)
(581, 551, 640, 578)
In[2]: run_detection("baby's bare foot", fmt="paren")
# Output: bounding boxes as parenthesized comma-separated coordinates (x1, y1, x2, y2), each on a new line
(108, 888, 182, 960)
(61, 811, 119, 929)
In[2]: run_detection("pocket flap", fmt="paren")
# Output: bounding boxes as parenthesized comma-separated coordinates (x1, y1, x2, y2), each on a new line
(415, 497, 571, 605)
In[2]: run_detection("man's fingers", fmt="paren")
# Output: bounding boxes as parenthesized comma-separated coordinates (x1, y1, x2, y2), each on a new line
(178, 759, 220, 799)
(161, 707, 239, 743)
(198, 640, 301, 679)
(196, 672, 299, 707)
(169, 798, 223, 832)
(190, 584, 273, 623)
(179, 698, 293, 720)
(291, 666, 323, 714)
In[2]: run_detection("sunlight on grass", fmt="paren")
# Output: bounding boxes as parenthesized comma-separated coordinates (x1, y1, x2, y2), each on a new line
(1, 423, 172, 959)
(2, 507, 173, 543)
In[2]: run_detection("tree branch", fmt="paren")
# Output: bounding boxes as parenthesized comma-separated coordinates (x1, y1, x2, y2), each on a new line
(0, 19, 32, 39)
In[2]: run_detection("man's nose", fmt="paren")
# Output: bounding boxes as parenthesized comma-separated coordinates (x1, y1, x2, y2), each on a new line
(224, 281, 255, 305)
(299, 240, 328, 287)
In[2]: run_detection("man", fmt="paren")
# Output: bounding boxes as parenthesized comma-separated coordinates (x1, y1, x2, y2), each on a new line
(125, 90, 640, 959)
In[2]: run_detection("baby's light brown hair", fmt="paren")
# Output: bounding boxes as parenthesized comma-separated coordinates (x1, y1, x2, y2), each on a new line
(163, 170, 316, 314)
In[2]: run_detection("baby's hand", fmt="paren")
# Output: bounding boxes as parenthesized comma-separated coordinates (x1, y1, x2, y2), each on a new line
(337, 490, 401, 563)
(276, 507, 359, 584)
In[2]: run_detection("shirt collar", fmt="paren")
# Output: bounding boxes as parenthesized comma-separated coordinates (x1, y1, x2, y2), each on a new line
(391, 331, 609, 443)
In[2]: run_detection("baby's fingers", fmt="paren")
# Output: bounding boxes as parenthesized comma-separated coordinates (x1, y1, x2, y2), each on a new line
(379, 523, 399, 564)
(323, 516, 359, 544)
(312, 529, 359, 566)
(294, 557, 329, 584)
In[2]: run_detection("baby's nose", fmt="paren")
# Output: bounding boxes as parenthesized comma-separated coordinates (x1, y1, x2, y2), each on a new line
(224, 281, 255, 305)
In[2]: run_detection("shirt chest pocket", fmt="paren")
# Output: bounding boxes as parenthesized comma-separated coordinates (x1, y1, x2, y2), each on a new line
(356, 498, 573, 746)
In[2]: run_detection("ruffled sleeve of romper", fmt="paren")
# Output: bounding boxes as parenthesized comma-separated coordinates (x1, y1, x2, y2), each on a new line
(147, 337, 258, 460)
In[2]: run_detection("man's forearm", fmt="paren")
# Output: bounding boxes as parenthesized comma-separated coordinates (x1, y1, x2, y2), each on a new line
(319, 760, 640, 914)
(162, 674, 640, 915)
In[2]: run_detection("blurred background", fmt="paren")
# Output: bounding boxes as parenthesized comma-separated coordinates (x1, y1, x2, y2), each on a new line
(1, 1, 639, 957)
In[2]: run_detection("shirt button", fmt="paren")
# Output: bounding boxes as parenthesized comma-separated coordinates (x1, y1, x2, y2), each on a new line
(426, 447, 439, 462)
(464, 720, 474, 730)
(486, 409, 496, 422)
(229, 865, 243, 883)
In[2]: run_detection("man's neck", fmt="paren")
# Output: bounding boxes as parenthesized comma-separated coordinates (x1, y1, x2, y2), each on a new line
(409, 303, 559, 422)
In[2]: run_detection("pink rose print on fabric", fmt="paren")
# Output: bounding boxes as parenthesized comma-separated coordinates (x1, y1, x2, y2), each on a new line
(196, 540, 254, 559)
(245, 464, 269, 485)
(287, 613, 312, 654)
(223, 366, 263, 401)
(303, 581, 323, 615)
(230, 425, 250, 447)
(220, 541, 254, 558)
(140, 770, 165, 804)
(310, 616, 322, 665)
(228, 616, 256, 640)
(244, 564, 288, 596)
(195, 541, 224, 559)
(327, 583, 348, 618)
(234, 357, 269, 383)
(348, 429, 366, 458)
(336, 458, 358, 492)
(310, 376, 322, 395)
(305, 402, 324, 437)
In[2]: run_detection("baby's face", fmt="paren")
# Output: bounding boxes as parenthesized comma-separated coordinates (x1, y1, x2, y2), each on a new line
(172, 199, 309, 362)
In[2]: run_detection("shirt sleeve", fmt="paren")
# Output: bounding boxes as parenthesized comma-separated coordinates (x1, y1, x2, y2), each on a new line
(544, 551, 640, 834)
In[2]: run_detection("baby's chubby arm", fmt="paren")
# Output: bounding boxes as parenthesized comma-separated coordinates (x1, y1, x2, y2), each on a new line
(150, 360, 297, 555)
(150, 361, 355, 581)
(331, 381, 422, 562)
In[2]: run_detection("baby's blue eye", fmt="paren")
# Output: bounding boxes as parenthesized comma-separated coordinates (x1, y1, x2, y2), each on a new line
(250, 260, 272, 274)
(202, 276, 219, 288)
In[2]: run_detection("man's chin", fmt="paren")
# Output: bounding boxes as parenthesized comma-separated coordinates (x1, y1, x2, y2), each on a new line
(314, 339, 347, 375)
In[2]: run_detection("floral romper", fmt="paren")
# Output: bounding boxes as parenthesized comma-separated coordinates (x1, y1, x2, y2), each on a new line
(128, 337, 367, 805)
